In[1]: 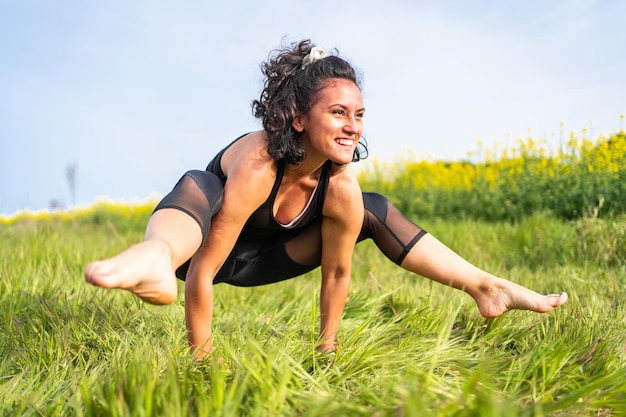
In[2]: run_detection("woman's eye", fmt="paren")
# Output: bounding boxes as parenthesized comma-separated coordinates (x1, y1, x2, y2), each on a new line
(332, 109, 345, 115)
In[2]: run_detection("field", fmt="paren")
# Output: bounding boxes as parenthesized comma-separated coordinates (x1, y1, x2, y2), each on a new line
(1, 132, 625, 416)
(359, 131, 626, 221)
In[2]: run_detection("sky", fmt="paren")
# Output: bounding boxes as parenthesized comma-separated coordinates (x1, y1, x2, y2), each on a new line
(1, 0, 625, 215)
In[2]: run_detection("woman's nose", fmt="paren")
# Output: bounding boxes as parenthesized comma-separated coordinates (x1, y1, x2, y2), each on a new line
(344, 115, 360, 134)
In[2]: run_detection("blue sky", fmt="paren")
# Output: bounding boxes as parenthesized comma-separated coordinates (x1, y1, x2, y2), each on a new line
(1, 0, 625, 215)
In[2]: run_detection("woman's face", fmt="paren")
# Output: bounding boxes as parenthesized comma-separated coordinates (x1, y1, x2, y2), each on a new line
(292, 78, 364, 165)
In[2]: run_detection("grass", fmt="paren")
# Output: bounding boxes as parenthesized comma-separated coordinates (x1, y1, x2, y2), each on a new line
(1, 210, 625, 416)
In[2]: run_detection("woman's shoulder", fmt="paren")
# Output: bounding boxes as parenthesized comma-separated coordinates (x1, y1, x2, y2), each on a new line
(328, 163, 359, 185)
(322, 163, 363, 227)
(326, 164, 362, 205)
(221, 131, 274, 177)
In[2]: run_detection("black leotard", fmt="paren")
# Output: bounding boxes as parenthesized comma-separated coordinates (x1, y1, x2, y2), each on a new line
(154, 135, 428, 286)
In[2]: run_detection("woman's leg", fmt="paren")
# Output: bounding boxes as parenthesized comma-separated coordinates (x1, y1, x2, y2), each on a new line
(360, 192, 567, 317)
(400, 234, 567, 317)
(84, 171, 223, 305)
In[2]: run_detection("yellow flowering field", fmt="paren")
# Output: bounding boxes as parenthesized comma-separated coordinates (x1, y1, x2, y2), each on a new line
(0, 199, 157, 230)
(359, 131, 626, 221)
(2, 131, 624, 227)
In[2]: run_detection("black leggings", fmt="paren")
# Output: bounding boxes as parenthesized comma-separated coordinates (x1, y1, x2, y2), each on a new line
(154, 170, 427, 286)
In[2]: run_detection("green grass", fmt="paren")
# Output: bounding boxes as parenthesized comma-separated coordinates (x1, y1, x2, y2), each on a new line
(1, 212, 625, 416)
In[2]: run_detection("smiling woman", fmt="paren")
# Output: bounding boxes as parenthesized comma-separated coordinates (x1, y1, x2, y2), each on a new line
(84, 39, 567, 361)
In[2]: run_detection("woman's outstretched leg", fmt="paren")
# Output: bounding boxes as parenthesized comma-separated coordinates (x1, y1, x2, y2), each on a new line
(360, 192, 567, 317)
(84, 170, 223, 305)
(84, 209, 202, 305)
(399, 233, 567, 317)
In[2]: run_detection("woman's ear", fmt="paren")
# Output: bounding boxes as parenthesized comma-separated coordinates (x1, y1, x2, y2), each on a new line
(292, 112, 305, 133)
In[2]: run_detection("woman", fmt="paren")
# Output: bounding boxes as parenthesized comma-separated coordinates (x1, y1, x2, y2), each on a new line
(85, 40, 567, 360)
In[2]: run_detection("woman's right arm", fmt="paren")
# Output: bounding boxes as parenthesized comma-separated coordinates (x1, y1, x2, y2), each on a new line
(184, 137, 275, 360)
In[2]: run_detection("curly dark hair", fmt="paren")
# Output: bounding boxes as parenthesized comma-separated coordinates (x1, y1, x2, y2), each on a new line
(252, 39, 368, 165)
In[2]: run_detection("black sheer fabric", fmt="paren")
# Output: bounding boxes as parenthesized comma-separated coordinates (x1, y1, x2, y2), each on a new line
(153, 170, 224, 242)
(358, 192, 428, 265)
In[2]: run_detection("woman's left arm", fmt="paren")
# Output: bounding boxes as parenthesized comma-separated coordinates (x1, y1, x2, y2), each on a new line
(318, 170, 364, 351)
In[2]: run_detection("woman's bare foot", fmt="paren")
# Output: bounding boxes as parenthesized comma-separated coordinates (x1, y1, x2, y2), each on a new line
(84, 240, 179, 305)
(470, 277, 568, 318)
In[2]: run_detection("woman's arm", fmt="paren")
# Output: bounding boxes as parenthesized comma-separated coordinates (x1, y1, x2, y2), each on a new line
(184, 135, 276, 360)
(317, 170, 364, 351)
